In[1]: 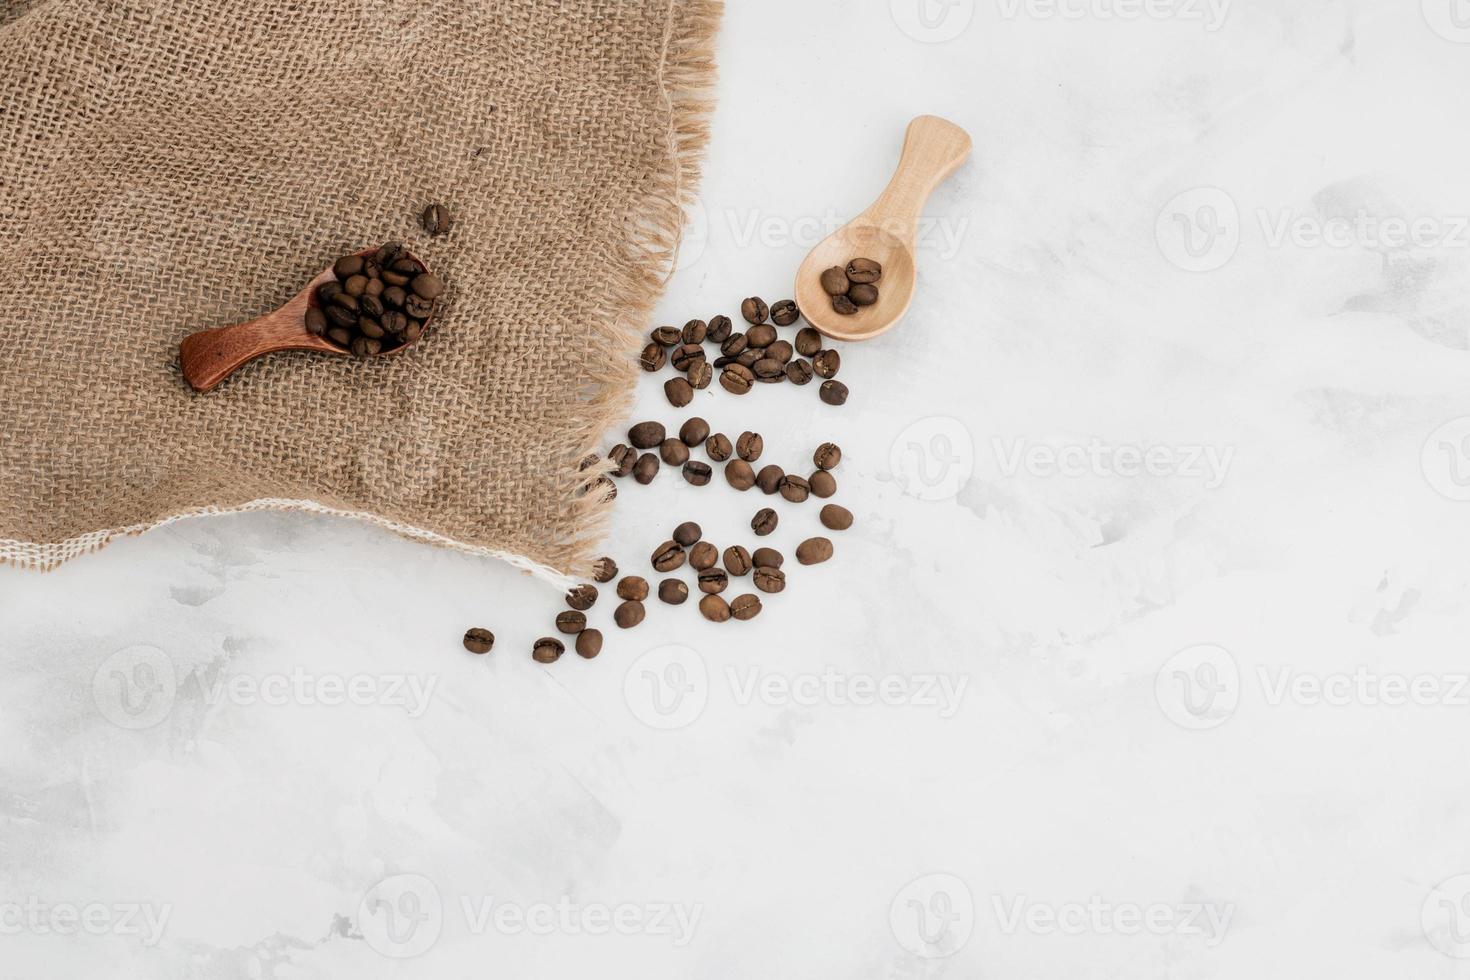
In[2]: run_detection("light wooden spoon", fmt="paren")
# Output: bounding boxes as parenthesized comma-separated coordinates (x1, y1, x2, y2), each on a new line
(795, 115, 971, 342)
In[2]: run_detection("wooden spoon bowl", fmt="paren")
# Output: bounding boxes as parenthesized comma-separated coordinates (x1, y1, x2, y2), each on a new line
(179, 246, 435, 393)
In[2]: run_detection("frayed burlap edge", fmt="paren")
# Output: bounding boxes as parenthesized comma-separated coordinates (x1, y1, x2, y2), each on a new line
(0, 0, 721, 585)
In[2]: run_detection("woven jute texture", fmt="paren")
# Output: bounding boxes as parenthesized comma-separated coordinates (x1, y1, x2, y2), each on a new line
(0, 0, 719, 581)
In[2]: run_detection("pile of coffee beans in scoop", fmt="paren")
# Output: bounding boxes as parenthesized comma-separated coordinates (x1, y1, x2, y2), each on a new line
(819, 257, 882, 316)
(305, 242, 445, 357)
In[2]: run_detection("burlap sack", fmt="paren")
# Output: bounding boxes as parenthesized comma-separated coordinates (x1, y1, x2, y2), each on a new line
(0, 0, 718, 581)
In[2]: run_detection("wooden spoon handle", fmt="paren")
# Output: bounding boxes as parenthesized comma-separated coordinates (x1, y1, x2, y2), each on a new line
(868, 115, 972, 236)
(180, 300, 339, 393)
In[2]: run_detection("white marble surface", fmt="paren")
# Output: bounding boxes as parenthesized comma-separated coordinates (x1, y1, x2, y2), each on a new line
(7, 1, 1470, 976)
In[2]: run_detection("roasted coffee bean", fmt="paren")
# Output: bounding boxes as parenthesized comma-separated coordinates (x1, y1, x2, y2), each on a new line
(832, 294, 858, 315)
(382, 285, 407, 309)
(422, 203, 453, 236)
(752, 547, 783, 568)
(665, 377, 694, 407)
(848, 283, 879, 306)
(736, 349, 762, 369)
(358, 294, 385, 319)
(682, 318, 707, 344)
(671, 343, 705, 372)
(751, 508, 778, 536)
(813, 349, 840, 378)
(614, 600, 646, 629)
(770, 299, 799, 326)
(753, 566, 786, 593)
(590, 476, 616, 502)
(358, 317, 386, 339)
(819, 266, 850, 295)
(683, 460, 712, 485)
(640, 342, 666, 372)
(350, 337, 382, 357)
(336, 255, 367, 280)
(671, 521, 702, 547)
(699, 594, 732, 622)
(629, 421, 666, 449)
(326, 304, 358, 329)
(720, 365, 754, 395)
(730, 594, 763, 621)
(463, 628, 495, 654)
(746, 324, 777, 348)
(712, 355, 735, 369)
(327, 326, 352, 346)
(375, 241, 405, 266)
(779, 474, 811, 503)
(317, 280, 344, 305)
(785, 360, 814, 385)
(593, 556, 619, 582)
(736, 431, 763, 462)
(533, 637, 565, 663)
(382, 268, 412, 287)
(707, 315, 733, 343)
(651, 540, 686, 572)
(609, 444, 637, 477)
(723, 545, 752, 576)
(686, 541, 718, 571)
(566, 584, 599, 610)
(740, 296, 769, 324)
(814, 442, 842, 470)
(381, 311, 408, 336)
(752, 358, 784, 380)
(658, 579, 689, 604)
(405, 293, 435, 319)
(660, 438, 690, 466)
(575, 629, 603, 659)
(767, 340, 793, 364)
(697, 567, 728, 594)
(809, 470, 837, 498)
(721, 333, 748, 356)
(756, 371, 784, 385)
(726, 459, 756, 490)
(795, 327, 822, 357)
(846, 257, 882, 283)
(796, 537, 834, 565)
(617, 575, 650, 601)
(680, 417, 710, 446)
(652, 325, 682, 346)
(633, 452, 660, 484)
(820, 503, 853, 530)
(686, 360, 713, 390)
(556, 610, 587, 634)
(329, 289, 359, 312)
(410, 273, 445, 300)
(305, 308, 328, 336)
(706, 433, 733, 461)
(363, 259, 384, 281)
(756, 464, 784, 495)
(820, 380, 849, 406)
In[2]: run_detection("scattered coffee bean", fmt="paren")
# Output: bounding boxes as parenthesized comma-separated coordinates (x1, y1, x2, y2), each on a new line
(315, 243, 439, 355)
(633, 452, 660, 484)
(609, 444, 637, 477)
(532, 637, 564, 663)
(660, 438, 690, 466)
(556, 610, 587, 634)
(846, 257, 882, 283)
(682, 319, 707, 344)
(723, 545, 752, 575)
(746, 324, 777, 348)
(820, 503, 853, 530)
(785, 359, 814, 385)
(652, 540, 686, 572)
(673, 521, 703, 546)
(699, 594, 732, 622)
(629, 421, 665, 449)
(779, 474, 811, 503)
(730, 594, 763, 621)
(658, 579, 689, 604)
(566, 584, 599, 610)
(463, 628, 495, 654)
(832, 294, 858, 316)
(753, 358, 784, 380)
(689, 541, 719, 570)
(671, 343, 704, 372)
(795, 327, 823, 357)
(814, 442, 842, 470)
(617, 576, 650, 601)
(680, 417, 710, 446)
(665, 376, 694, 407)
(720, 364, 754, 395)
(640, 343, 666, 372)
(421, 203, 453, 236)
(820, 266, 850, 295)
(848, 283, 879, 306)
(707, 315, 733, 343)
(796, 537, 834, 565)
(726, 459, 756, 490)
(721, 333, 749, 357)
(651, 325, 681, 346)
(706, 433, 733, 461)
(767, 340, 793, 364)
(575, 629, 603, 659)
(740, 296, 769, 324)
(819, 380, 849, 406)
(770, 299, 799, 326)
(756, 464, 784, 494)
(735, 349, 762, 369)
(686, 361, 713, 390)
(682, 460, 712, 485)
(592, 556, 618, 582)
(614, 600, 646, 629)
(809, 470, 837, 498)
(752, 547, 783, 568)
(753, 566, 786, 593)
(751, 508, 779, 536)
(736, 431, 764, 461)
(410, 273, 445, 301)
(697, 568, 729, 594)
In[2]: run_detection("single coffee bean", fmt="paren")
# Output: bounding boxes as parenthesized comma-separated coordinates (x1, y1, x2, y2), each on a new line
(686, 360, 713, 390)
(334, 255, 365, 279)
(770, 299, 799, 326)
(532, 637, 565, 663)
(680, 417, 710, 446)
(753, 358, 785, 380)
(697, 567, 729, 594)
(593, 556, 619, 582)
(617, 575, 650, 601)
(381, 311, 408, 336)
(410, 272, 445, 300)
(730, 594, 763, 621)
(846, 257, 882, 283)
(720, 365, 754, 395)
(658, 579, 689, 604)
(746, 324, 777, 348)
(591, 476, 616, 502)
(651, 540, 686, 572)
(813, 349, 840, 378)
(819, 266, 850, 295)
(629, 421, 666, 449)
(405, 294, 435, 319)
(359, 293, 385, 319)
(832, 294, 858, 315)
(326, 326, 352, 347)
(699, 593, 732, 622)
(664, 377, 694, 408)
(609, 444, 637, 477)
(652, 325, 682, 346)
(779, 474, 811, 503)
(556, 610, 587, 634)
(575, 629, 603, 659)
(329, 289, 360, 312)
(614, 600, 646, 629)
(364, 264, 384, 286)
(358, 317, 386, 339)
(736, 431, 763, 461)
(712, 355, 735, 369)
(721, 332, 748, 356)
(751, 508, 779, 536)
(317, 280, 344, 305)
(660, 438, 690, 466)
(820, 380, 850, 406)
(305, 308, 328, 336)
(566, 584, 599, 610)
(723, 545, 753, 576)
(640, 343, 666, 372)
(375, 241, 404, 266)
(671, 343, 705, 372)
(735, 349, 762, 369)
(463, 628, 495, 654)
(682, 460, 712, 485)
(753, 566, 786, 593)
(740, 296, 769, 324)
(795, 327, 823, 356)
(796, 537, 834, 565)
(326, 304, 358, 329)
(682, 319, 708, 344)
(688, 540, 719, 571)
(421, 203, 453, 236)
(726, 459, 756, 490)
(351, 336, 382, 357)
(756, 371, 784, 385)
(672, 521, 702, 546)
(706, 433, 733, 461)
(767, 340, 793, 364)
(756, 464, 784, 494)
(633, 452, 660, 484)
(820, 503, 853, 530)
(382, 285, 407, 309)
(848, 283, 879, 306)
(814, 442, 842, 469)
(382, 269, 412, 287)
(809, 470, 837, 498)
(785, 360, 814, 385)
(752, 547, 783, 568)
(707, 315, 733, 343)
